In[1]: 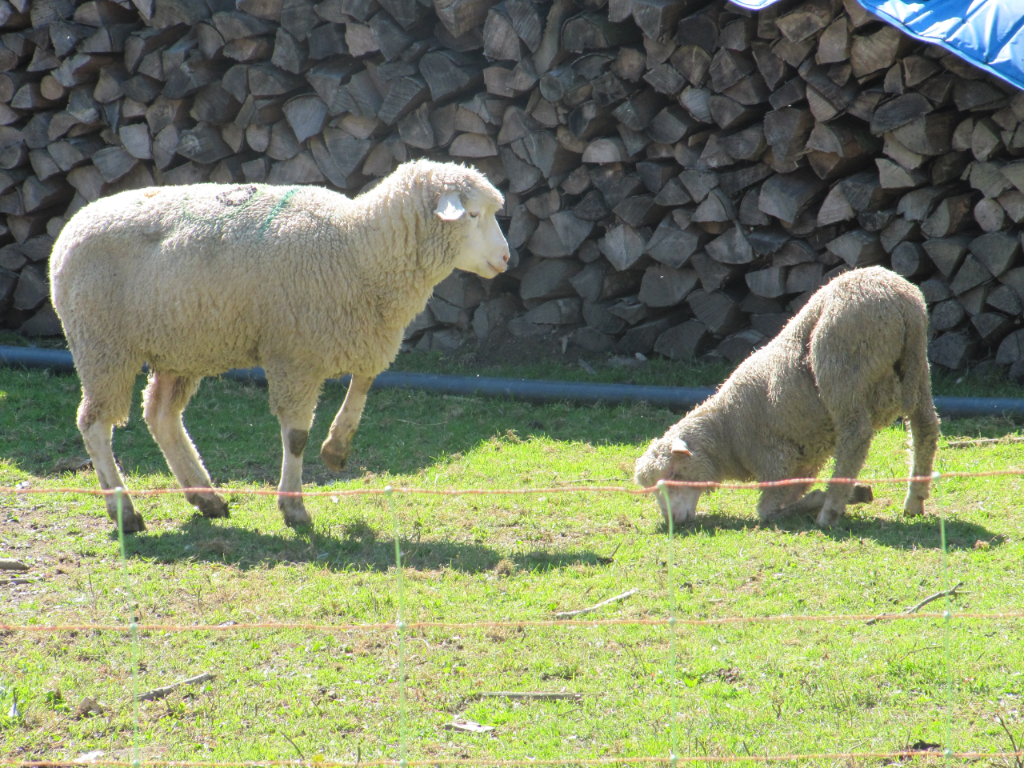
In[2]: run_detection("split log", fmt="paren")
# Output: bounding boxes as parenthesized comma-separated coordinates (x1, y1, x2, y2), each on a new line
(687, 289, 744, 337)
(826, 229, 885, 268)
(759, 169, 826, 224)
(638, 264, 698, 307)
(654, 320, 710, 360)
(890, 241, 927, 278)
(922, 235, 972, 278)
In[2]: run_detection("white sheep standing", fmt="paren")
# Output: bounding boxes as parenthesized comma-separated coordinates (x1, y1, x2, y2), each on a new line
(50, 159, 510, 532)
(635, 266, 940, 529)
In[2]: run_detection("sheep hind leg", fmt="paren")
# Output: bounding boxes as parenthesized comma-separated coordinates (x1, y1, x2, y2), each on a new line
(76, 361, 145, 532)
(817, 412, 874, 529)
(79, 416, 145, 532)
(320, 374, 373, 472)
(904, 388, 940, 517)
(142, 373, 228, 519)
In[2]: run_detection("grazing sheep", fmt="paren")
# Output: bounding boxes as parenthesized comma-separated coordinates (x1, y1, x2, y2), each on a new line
(50, 160, 510, 532)
(635, 266, 940, 529)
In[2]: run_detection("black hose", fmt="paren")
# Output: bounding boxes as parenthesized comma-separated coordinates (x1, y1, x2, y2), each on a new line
(0, 345, 1020, 418)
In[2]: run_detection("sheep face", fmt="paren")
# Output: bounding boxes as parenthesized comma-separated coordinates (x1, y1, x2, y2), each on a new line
(635, 437, 709, 527)
(434, 191, 510, 279)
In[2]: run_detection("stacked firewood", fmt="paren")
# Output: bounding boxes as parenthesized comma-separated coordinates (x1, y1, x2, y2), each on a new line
(1, 0, 1023, 376)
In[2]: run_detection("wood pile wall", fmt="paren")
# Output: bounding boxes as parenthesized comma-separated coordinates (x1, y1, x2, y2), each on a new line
(2, 0, 1024, 376)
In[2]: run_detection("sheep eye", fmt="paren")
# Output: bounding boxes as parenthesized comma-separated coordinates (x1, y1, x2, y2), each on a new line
(469, 211, 479, 218)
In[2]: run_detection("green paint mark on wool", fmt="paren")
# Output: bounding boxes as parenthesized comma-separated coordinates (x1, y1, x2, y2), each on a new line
(259, 187, 299, 237)
(179, 194, 199, 225)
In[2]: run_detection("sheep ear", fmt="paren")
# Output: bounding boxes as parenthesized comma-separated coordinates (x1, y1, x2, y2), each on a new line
(671, 439, 691, 457)
(435, 192, 465, 221)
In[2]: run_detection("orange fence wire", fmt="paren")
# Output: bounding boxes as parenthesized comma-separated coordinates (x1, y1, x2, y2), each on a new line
(5, 752, 1024, 766)
(3, 468, 1024, 501)
(4, 610, 1024, 636)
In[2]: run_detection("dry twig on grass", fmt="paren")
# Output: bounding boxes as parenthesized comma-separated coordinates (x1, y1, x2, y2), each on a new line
(997, 715, 1024, 768)
(946, 436, 1024, 449)
(136, 672, 215, 702)
(445, 718, 494, 733)
(866, 582, 965, 625)
(473, 691, 581, 701)
(554, 588, 638, 619)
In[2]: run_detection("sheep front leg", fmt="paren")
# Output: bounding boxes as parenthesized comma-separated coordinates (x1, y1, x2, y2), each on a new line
(320, 374, 373, 472)
(142, 373, 228, 519)
(277, 424, 313, 526)
(818, 412, 874, 528)
(757, 481, 814, 522)
(753, 451, 812, 522)
(268, 370, 323, 527)
(904, 392, 940, 517)
(763, 486, 874, 523)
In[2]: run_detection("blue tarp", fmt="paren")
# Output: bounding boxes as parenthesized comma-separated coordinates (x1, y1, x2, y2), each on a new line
(729, 0, 1024, 93)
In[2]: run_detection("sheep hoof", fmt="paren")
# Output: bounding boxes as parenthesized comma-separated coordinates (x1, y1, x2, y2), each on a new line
(850, 484, 873, 505)
(107, 499, 146, 533)
(282, 509, 313, 527)
(816, 505, 844, 529)
(279, 498, 313, 527)
(320, 441, 350, 473)
(115, 516, 146, 533)
(187, 493, 230, 519)
(903, 496, 925, 517)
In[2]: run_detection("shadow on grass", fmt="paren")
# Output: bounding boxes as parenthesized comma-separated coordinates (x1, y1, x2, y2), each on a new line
(0, 372, 667, 482)
(118, 515, 611, 574)
(660, 509, 1005, 551)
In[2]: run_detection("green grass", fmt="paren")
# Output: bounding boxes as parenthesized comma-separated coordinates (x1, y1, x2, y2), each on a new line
(1, 363, 1023, 766)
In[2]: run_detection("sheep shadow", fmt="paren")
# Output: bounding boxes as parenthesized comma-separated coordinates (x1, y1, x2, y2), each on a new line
(659, 509, 1005, 551)
(15, 373, 665, 485)
(117, 516, 613, 573)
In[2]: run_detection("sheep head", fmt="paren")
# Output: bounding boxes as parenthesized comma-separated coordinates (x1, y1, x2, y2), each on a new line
(635, 430, 714, 527)
(374, 159, 510, 279)
(433, 184, 509, 280)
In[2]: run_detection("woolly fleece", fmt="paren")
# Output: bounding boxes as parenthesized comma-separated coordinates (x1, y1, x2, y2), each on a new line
(635, 266, 940, 529)
(51, 159, 508, 530)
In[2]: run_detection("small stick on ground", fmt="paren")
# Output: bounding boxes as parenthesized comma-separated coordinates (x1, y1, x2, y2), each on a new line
(279, 731, 305, 760)
(866, 581, 964, 625)
(0, 559, 29, 571)
(946, 436, 1024, 449)
(473, 691, 581, 701)
(136, 672, 215, 701)
(555, 588, 637, 619)
(996, 715, 1023, 768)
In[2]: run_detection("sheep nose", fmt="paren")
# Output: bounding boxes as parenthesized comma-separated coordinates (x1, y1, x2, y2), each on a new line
(501, 250, 510, 264)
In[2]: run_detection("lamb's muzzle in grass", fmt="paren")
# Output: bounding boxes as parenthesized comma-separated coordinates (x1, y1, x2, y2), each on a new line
(50, 160, 509, 532)
(635, 266, 940, 529)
